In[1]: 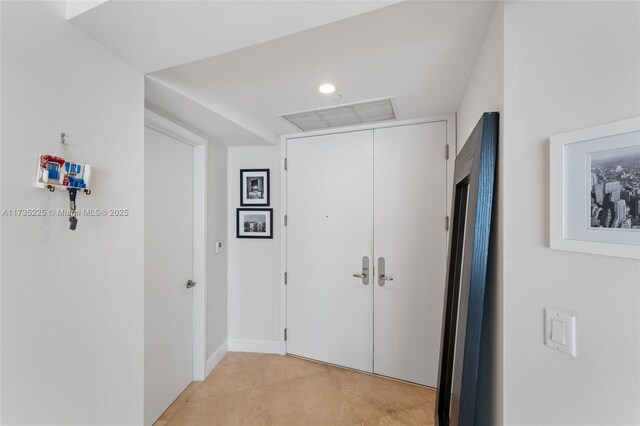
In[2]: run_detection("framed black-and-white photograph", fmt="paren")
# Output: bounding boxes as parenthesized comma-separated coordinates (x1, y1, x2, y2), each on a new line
(237, 208, 273, 239)
(240, 169, 270, 206)
(550, 117, 640, 259)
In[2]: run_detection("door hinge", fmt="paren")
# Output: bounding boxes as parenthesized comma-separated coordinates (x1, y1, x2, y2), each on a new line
(445, 144, 450, 160)
(445, 215, 450, 231)
(284, 158, 288, 170)
(284, 328, 287, 341)
(284, 214, 287, 226)
(284, 272, 288, 285)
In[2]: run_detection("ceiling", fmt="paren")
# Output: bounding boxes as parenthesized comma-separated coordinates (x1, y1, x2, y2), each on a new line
(145, 77, 277, 146)
(70, 1, 496, 145)
(67, 0, 397, 73)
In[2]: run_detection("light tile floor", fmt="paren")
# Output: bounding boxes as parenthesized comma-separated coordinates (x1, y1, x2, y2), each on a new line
(155, 352, 436, 426)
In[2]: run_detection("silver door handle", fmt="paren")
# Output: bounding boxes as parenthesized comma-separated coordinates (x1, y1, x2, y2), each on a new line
(377, 257, 393, 286)
(353, 256, 369, 285)
(186, 279, 196, 289)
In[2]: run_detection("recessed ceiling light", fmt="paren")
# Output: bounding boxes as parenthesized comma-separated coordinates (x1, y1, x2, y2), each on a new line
(318, 83, 336, 94)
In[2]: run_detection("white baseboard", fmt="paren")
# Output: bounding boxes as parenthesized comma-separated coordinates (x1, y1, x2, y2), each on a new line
(206, 339, 228, 378)
(228, 339, 286, 355)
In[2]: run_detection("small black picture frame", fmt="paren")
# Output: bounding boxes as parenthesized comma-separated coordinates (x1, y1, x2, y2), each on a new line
(236, 208, 273, 239)
(240, 169, 270, 206)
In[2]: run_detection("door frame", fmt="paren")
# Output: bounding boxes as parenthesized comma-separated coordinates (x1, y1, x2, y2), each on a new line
(279, 114, 457, 354)
(144, 109, 209, 381)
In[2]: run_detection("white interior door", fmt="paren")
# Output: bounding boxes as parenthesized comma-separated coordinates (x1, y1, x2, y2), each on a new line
(286, 130, 374, 372)
(373, 122, 448, 386)
(144, 127, 194, 425)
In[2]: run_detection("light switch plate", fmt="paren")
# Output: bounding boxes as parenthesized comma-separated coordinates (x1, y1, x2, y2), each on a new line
(550, 318, 566, 345)
(214, 240, 224, 254)
(544, 307, 577, 357)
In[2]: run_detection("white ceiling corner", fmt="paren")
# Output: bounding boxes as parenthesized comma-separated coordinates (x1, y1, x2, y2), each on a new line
(65, 0, 107, 20)
(145, 77, 276, 146)
(67, 0, 399, 73)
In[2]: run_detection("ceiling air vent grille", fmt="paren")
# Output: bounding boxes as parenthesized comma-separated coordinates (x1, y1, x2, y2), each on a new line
(281, 97, 396, 131)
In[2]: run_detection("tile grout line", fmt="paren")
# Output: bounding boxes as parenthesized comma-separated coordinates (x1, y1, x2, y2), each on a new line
(263, 384, 275, 426)
(154, 381, 201, 425)
(261, 361, 276, 426)
(325, 368, 364, 424)
(325, 365, 435, 425)
(357, 399, 435, 425)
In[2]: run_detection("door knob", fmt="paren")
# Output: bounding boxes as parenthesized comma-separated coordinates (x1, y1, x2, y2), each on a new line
(186, 279, 196, 289)
(352, 256, 369, 285)
(377, 257, 394, 286)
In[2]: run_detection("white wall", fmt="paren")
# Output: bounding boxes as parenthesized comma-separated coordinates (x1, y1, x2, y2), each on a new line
(454, 3, 503, 425)
(208, 139, 229, 358)
(456, 2, 503, 151)
(227, 146, 283, 352)
(1, 2, 144, 424)
(503, 2, 640, 424)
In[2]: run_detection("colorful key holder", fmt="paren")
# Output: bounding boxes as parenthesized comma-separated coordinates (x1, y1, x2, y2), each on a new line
(36, 151, 92, 231)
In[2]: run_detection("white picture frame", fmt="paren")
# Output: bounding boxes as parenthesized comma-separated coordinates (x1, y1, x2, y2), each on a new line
(550, 117, 640, 259)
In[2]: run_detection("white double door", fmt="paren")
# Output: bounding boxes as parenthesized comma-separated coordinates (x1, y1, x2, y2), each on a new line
(286, 122, 447, 386)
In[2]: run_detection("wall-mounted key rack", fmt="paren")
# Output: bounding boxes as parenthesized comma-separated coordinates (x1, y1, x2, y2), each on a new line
(35, 154, 92, 194)
(35, 152, 93, 231)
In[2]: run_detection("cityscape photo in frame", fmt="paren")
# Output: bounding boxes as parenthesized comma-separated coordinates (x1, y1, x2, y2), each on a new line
(237, 208, 273, 239)
(550, 117, 640, 259)
(589, 145, 640, 231)
(240, 169, 270, 206)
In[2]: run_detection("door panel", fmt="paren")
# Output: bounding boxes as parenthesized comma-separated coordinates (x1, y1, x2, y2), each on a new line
(144, 128, 194, 425)
(287, 130, 374, 372)
(373, 122, 448, 386)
